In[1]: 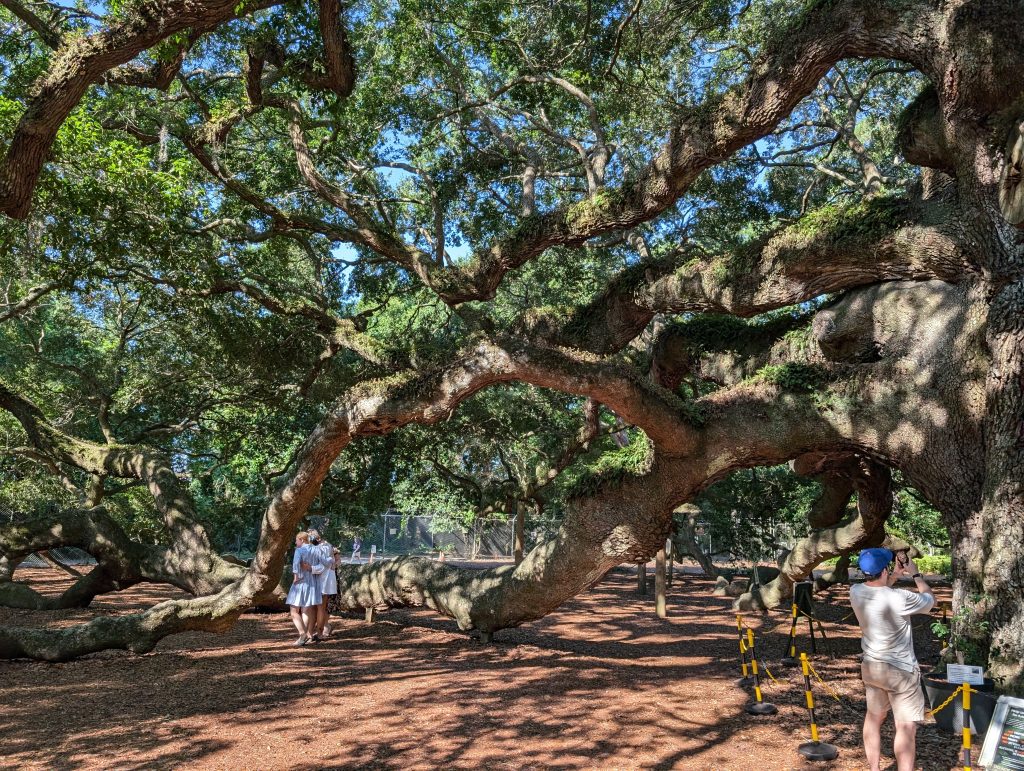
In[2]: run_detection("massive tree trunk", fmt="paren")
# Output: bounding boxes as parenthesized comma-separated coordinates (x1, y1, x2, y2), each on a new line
(951, 281, 1024, 686)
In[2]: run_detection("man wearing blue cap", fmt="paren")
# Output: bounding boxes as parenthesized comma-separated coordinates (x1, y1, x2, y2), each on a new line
(850, 547, 934, 771)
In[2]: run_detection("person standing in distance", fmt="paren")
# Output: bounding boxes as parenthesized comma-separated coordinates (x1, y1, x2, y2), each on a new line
(850, 547, 935, 771)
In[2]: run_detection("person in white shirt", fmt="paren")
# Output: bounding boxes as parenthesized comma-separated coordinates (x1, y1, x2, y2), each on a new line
(306, 529, 338, 640)
(850, 547, 935, 771)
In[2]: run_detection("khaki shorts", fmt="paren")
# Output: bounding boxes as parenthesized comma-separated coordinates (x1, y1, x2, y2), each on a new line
(861, 661, 926, 722)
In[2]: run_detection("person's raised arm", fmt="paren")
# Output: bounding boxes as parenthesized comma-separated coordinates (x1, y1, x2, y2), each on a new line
(897, 557, 934, 613)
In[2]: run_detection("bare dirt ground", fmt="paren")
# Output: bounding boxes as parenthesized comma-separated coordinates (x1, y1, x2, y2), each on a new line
(0, 564, 970, 770)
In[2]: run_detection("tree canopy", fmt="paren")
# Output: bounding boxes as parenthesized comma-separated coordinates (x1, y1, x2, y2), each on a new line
(1, 0, 1022, 691)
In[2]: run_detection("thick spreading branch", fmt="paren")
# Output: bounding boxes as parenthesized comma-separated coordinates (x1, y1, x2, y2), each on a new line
(733, 456, 891, 610)
(326, 379, 851, 631)
(0, 382, 207, 543)
(537, 191, 969, 354)
(0, 0, 358, 219)
(411, 0, 937, 303)
(143, 0, 937, 308)
(0, 335, 702, 657)
(0, 381, 253, 598)
(0, 278, 985, 658)
(326, 280, 986, 633)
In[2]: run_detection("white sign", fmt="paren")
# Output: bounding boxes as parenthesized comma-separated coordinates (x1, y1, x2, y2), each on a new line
(979, 695, 1024, 769)
(946, 664, 985, 685)
(370, 544, 377, 553)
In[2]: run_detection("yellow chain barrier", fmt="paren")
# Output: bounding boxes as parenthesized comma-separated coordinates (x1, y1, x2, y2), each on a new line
(761, 661, 780, 686)
(735, 616, 779, 685)
(800, 609, 836, 626)
(927, 683, 965, 719)
(805, 659, 842, 702)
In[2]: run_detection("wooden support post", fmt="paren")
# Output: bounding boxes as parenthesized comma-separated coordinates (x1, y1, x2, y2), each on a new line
(655, 548, 668, 618)
(513, 500, 525, 565)
(637, 562, 648, 595)
(666, 538, 674, 587)
(365, 607, 376, 623)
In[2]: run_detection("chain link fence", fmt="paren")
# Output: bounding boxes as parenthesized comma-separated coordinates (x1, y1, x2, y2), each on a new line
(359, 513, 515, 559)
(0, 501, 94, 566)
(1, 501, 519, 565)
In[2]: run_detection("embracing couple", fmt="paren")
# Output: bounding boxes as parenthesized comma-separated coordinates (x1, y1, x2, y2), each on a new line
(286, 529, 340, 646)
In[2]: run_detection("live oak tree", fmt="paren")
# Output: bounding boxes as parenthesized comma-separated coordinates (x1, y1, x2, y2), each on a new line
(1, 0, 1022, 691)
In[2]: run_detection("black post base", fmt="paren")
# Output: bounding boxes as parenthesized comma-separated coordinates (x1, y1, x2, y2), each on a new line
(798, 741, 838, 761)
(745, 701, 778, 716)
(781, 656, 799, 667)
(735, 676, 756, 687)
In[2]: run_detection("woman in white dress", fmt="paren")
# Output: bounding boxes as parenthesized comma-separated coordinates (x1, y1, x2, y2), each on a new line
(285, 532, 322, 646)
(307, 530, 339, 639)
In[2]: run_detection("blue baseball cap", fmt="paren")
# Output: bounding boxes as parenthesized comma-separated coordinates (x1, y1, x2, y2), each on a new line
(859, 548, 894, 576)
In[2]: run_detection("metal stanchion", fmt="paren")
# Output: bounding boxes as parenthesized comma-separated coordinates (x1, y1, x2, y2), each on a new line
(962, 684, 973, 771)
(744, 627, 777, 715)
(810, 611, 835, 658)
(797, 653, 838, 760)
(735, 614, 754, 686)
(794, 581, 817, 654)
(781, 602, 800, 667)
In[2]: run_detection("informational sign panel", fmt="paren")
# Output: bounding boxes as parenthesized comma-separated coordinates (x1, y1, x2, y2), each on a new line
(947, 664, 985, 685)
(979, 695, 1024, 769)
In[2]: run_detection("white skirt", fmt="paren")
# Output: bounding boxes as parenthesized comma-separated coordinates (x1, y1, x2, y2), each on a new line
(286, 578, 322, 607)
(319, 566, 338, 595)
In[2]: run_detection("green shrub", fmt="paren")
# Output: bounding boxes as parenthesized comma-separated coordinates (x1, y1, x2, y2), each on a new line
(914, 555, 951, 576)
(847, 553, 950, 576)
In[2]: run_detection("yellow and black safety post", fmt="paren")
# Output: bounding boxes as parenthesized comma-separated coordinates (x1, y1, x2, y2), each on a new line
(961, 683, 973, 770)
(797, 653, 838, 760)
(744, 626, 777, 715)
(735, 614, 755, 686)
(781, 602, 800, 667)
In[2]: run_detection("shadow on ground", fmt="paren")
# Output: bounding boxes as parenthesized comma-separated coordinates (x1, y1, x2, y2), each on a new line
(0, 566, 964, 770)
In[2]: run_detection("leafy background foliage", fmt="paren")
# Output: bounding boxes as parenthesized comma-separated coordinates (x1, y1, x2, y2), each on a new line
(0, 0, 945, 559)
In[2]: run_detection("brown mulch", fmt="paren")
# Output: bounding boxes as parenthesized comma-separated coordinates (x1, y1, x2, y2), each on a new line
(0, 565, 968, 770)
